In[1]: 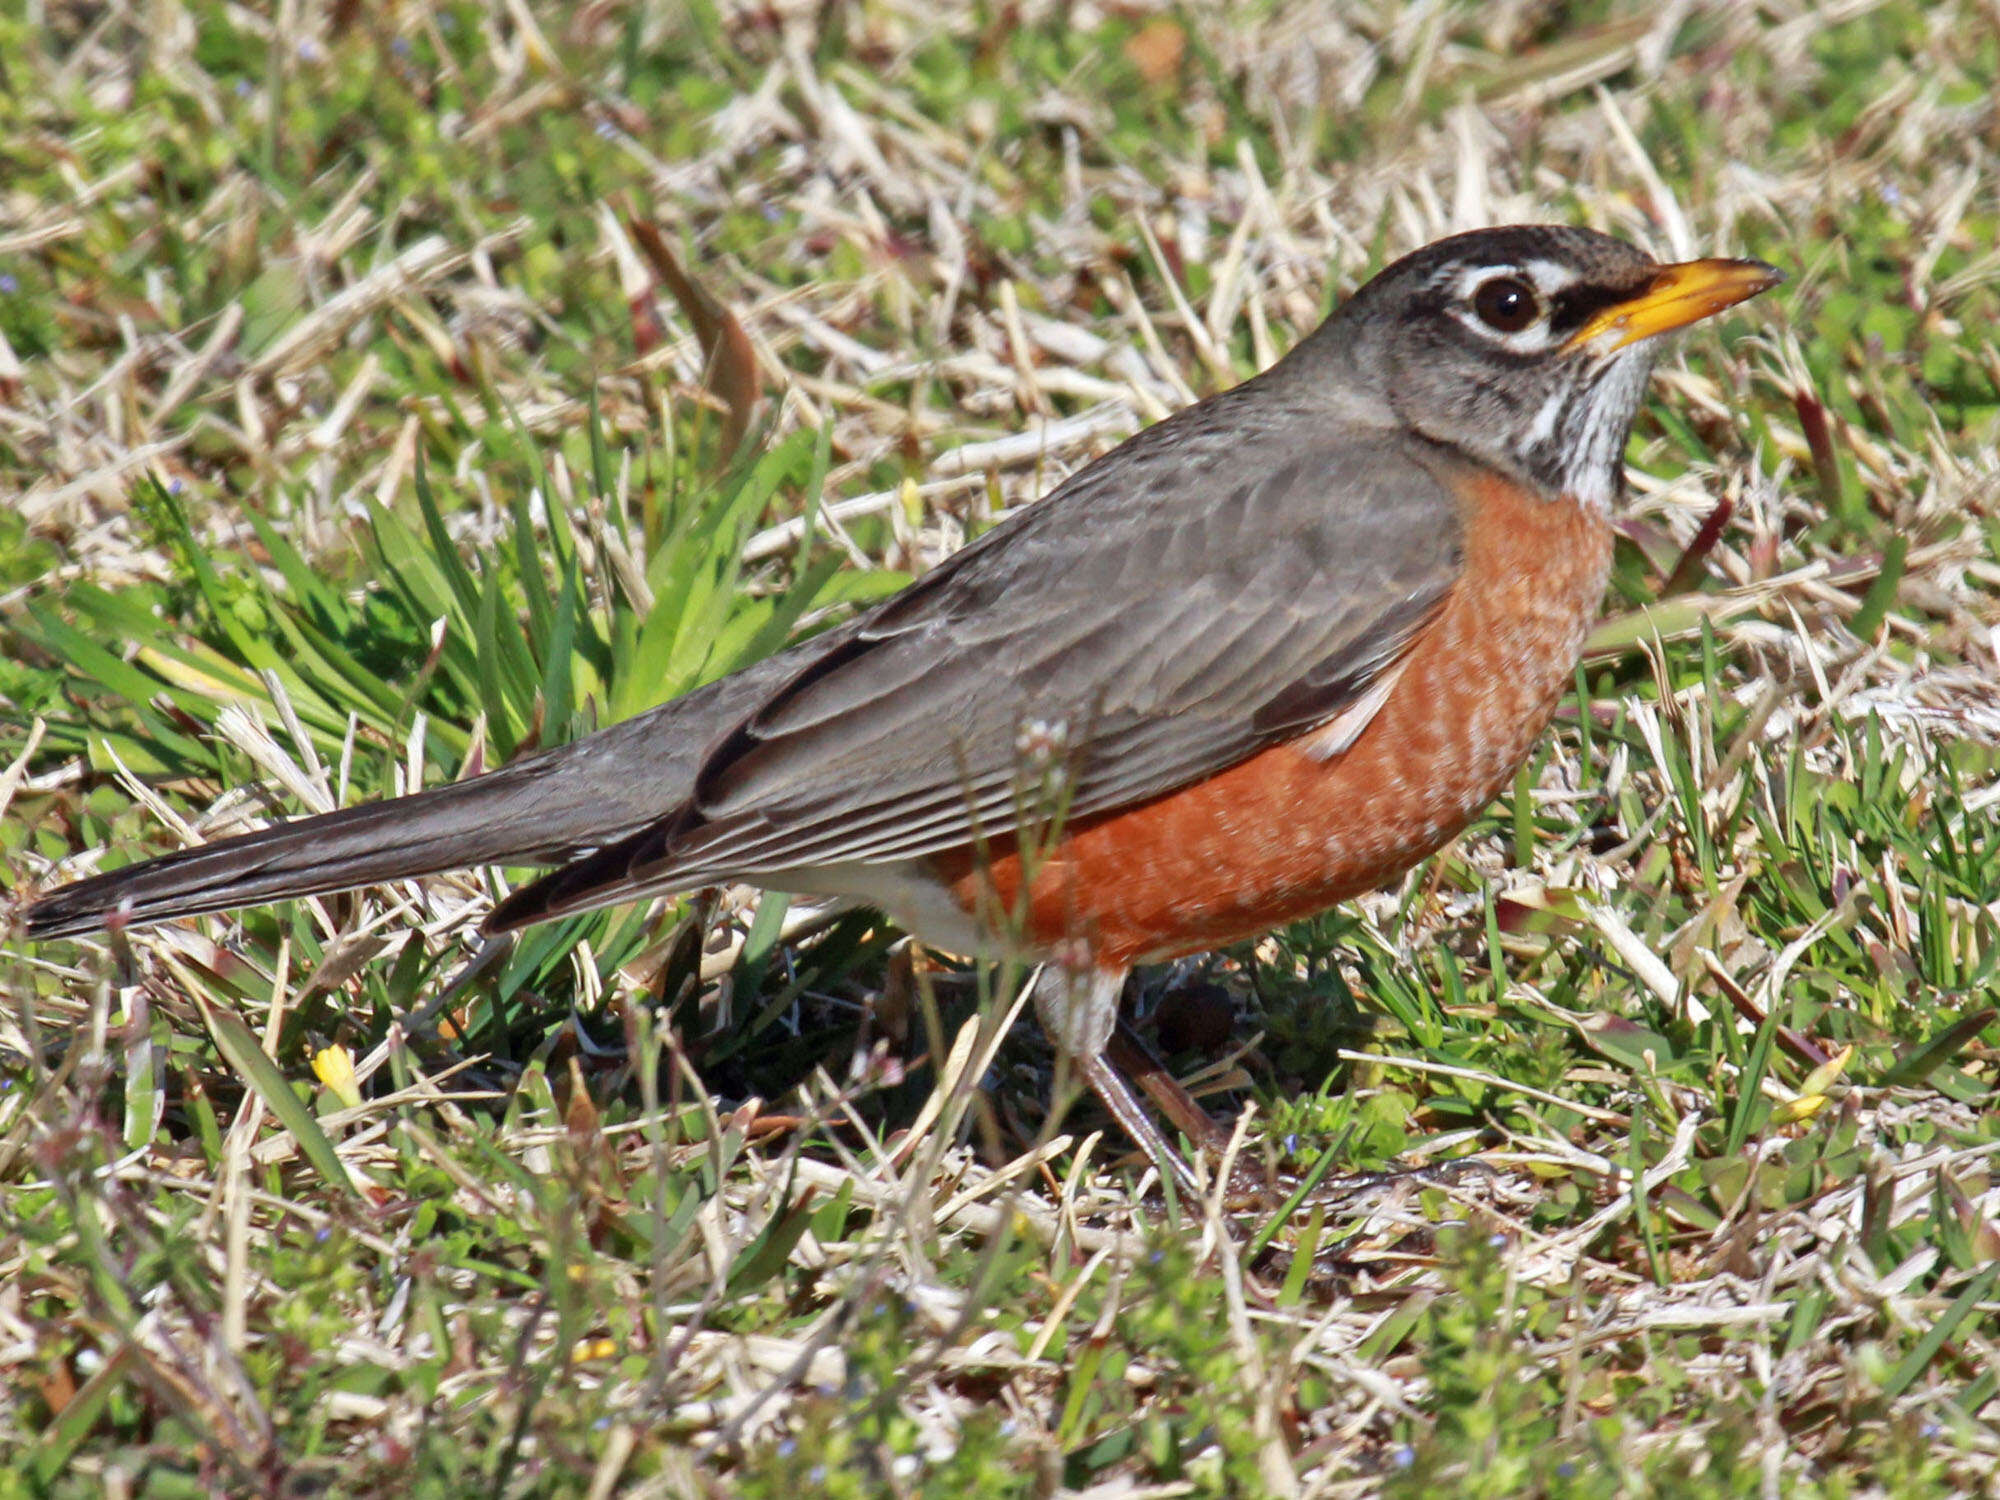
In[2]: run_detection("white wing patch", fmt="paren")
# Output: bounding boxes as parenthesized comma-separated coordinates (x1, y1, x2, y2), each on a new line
(1298, 662, 1409, 762)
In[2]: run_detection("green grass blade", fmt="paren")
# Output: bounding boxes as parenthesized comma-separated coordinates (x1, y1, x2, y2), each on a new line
(196, 996, 358, 1197)
(1881, 1261, 2000, 1399)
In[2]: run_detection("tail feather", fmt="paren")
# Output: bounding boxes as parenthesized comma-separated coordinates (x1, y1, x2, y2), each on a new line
(481, 825, 669, 934)
(23, 759, 628, 939)
(20, 658, 800, 939)
(29, 776, 580, 940)
(21, 634, 842, 942)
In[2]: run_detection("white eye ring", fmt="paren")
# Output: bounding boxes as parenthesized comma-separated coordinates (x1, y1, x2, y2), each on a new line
(1447, 264, 1560, 351)
(1471, 275, 1540, 333)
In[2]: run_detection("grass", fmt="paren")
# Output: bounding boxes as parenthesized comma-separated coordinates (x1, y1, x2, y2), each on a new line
(4, 0, 2000, 1494)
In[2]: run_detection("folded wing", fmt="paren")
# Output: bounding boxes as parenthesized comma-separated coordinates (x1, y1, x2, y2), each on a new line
(490, 409, 1465, 929)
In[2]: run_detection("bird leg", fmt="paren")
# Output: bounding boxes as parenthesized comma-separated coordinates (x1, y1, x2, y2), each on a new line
(1108, 1017, 1310, 1211)
(1073, 1047, 1205, 1202)
(1111, 1015, 1490, 1212)
(1033, 959, 1210, 1199)
(1106, 1017, 1234, 1156)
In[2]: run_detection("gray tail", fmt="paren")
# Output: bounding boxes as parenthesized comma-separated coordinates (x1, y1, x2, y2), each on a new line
(14, 669, 757, 940)
(20, 638, 830, 942)
(22, 752, 640, 940)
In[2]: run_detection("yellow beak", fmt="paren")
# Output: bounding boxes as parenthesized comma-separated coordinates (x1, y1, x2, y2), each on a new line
(1566, 257, 1784, 352)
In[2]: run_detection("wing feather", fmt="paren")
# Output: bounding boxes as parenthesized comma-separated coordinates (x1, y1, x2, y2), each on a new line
(488, 412, 1468, 932)
(661, 429, 1462, 878)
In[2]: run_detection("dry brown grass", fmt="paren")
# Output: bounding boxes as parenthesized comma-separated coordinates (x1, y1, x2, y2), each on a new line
(4, 1, 2000, 1494)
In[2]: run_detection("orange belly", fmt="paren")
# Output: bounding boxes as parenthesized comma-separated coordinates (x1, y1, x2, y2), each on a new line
(933, 473, 1614, 968)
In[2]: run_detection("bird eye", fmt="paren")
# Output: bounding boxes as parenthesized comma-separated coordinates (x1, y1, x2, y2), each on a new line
(1471, 275, 1541, 334)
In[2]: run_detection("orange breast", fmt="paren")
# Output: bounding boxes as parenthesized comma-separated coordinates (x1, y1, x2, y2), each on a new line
(933, 472, 1614, 968)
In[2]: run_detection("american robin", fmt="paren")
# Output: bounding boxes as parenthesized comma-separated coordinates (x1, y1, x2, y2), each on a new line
(23, 225, 1780, 1188)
